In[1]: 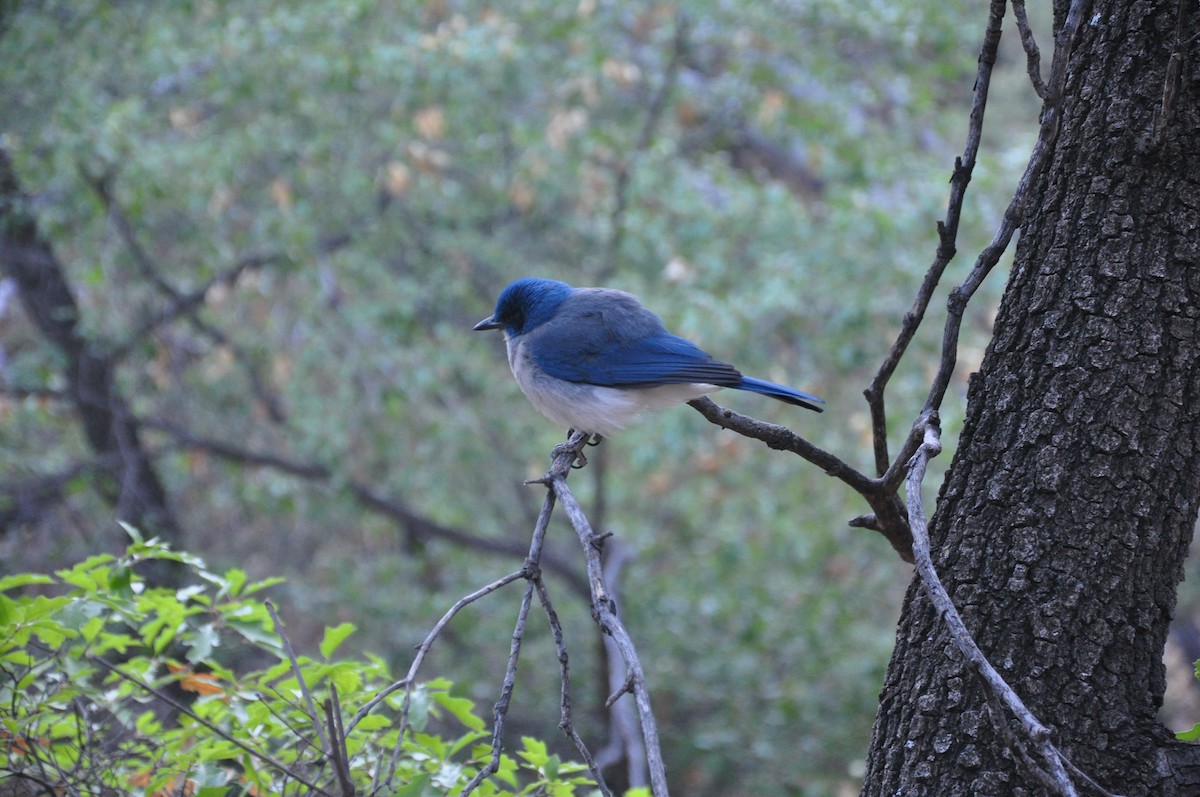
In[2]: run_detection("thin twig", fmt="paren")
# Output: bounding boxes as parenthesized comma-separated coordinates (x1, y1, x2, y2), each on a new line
(81, 168, 287, 422)
(864, 0, 1005, 478)
(594, 542, 647, 787)
(881, 0, 1091, 492)
(460, 581, 536, 795)
(1012, 0, 1049, 98)
(1150, 0, 1187, 148)
(324, 688, 356, 797)
(88, 654, 332, 795)
(374, 475, 565, 789)
(352, 568, 526, 736)
(686, 397, 913, 559)
(375, 567, 528, 789)
(904, 420, 1121, 797)
(538, 434, 670, 797)
(267, 600, 331, 758)
(109, 249, 286, 363)
(532, 571, 613, 795)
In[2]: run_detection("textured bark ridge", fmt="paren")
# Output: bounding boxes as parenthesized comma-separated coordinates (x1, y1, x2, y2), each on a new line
(862, 0, 1200, 794)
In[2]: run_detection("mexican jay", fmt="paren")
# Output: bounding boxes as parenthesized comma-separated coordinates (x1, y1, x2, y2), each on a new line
(473, 277, 823, 437)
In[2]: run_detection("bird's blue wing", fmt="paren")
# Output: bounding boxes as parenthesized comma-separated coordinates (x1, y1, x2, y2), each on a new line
(524, 289, 742, 387)
(547, 333, 743, 387)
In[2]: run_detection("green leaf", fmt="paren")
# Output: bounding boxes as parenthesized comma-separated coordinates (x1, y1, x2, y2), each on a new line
(1177, 723, 1200, 741)
(2, 648, 35, 666)
(226, 618, 281, 648)
(354, 714, 391, 731)
(80, 615, 105, 644)
(517, 736, 549, 769)
(222, 568, 248, 598)
(118, 521, 144, 543)
(186, 623, 221, 662)
(432, 691, 486, 733)
(244, 576, 286, 595)
(390, 774, 433, 796)
(319, 621, 357, 659)
(107, 563, 133, 594)
(0, 573, 55, 592)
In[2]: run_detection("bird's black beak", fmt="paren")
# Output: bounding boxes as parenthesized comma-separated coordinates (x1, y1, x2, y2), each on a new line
(473, 315, 501, 331)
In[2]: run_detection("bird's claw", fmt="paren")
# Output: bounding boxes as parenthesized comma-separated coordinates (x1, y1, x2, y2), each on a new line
(553, 431, 592, 469)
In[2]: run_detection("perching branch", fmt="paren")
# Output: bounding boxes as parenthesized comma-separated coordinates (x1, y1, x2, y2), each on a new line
(687, 0, 1091, 563)
(532, 562, 611, 790)
(369, 433, 616, 794)
(361, 433, 665, 796)
(686, 397, 913, 560)
(592, 541, 648, 787)
(533, 433, 669, 797)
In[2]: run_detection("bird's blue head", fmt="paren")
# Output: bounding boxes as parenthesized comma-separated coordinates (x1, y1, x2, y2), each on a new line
(473, 278, 573, 337)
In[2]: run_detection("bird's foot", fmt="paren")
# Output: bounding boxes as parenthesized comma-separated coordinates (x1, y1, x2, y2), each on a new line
(552, 430, 593, 469)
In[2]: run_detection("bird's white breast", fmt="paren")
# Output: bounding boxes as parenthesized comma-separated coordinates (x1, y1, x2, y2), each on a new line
(506, 335, 717, 436)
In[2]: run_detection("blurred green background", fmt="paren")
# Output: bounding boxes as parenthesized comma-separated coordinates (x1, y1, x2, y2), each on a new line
(0, 1, 1105, 794)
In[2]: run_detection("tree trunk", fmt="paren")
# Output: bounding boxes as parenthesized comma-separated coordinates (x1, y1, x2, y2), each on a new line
(0, 149, 186, 586)
(862, 0, 1200, 794)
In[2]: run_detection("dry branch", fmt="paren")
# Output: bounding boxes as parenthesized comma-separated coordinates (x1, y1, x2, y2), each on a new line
(903, 419, 1121, 797)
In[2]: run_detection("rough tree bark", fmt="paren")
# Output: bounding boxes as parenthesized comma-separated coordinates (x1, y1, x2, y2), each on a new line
(862, 0, 1200, 795)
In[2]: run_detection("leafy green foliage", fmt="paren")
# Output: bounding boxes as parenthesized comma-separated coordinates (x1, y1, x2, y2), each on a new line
(0, 536, 603, 796)
(0, 0, 1044, 794)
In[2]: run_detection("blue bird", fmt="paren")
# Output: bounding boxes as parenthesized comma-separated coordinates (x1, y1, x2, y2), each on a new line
(473, 278, 823, 437)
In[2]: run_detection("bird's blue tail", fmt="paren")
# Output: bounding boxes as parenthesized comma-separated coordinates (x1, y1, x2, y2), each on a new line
(736, 376, 825, 412)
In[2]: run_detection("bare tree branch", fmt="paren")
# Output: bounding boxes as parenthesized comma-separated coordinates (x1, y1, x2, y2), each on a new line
(592, 541, 647, 787)
(1011, 0, 1049, 98)
(598, 12, 690, 284)
(532, 567, 612, 794)
(460, 580, 537, 795)
(863, 0, 1005, 478)
(686, 397, 913, 559)
(533, 432, 670, 796)
(110, 248, 287, 363)
(81, 167, 287, 423)
(323, 688, 356, 797)
(882, 0, 1089, 492)
(138, 416, 590, 596)
(0, 148, 185, 583)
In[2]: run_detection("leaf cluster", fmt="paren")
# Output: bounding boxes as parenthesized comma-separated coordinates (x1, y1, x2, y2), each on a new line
(0, 533, 611, 797)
